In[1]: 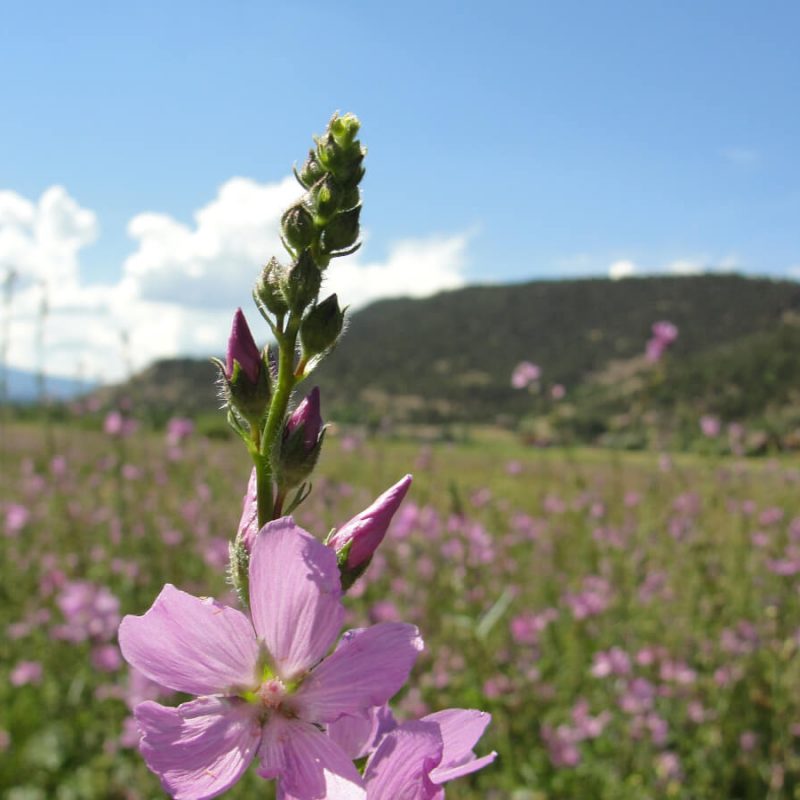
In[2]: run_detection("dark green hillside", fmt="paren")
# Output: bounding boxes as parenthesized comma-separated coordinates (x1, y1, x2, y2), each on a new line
(313, 274, 800, 424)
(92, 358, 219, 422)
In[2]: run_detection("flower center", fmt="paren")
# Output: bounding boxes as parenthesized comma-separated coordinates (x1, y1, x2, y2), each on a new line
(257, 677, 287, 709)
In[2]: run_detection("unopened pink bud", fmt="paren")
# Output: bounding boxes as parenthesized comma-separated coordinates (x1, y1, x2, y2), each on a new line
(284, 387, 323, 454)
(226, 308, 261, 384)
(329, 474, 413, 568)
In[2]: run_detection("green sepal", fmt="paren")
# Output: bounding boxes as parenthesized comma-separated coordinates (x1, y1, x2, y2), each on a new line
(300, 294, 345, 358)
(335, 541, 371, 592)
(282, 250, 322, 315)
(283, 482, 313, 515)
(321, 205, 361, 254)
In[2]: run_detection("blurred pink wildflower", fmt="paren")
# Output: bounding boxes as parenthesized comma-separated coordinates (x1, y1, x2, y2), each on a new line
(699, 414, 721, 438)
(166, 417, 195, 447)
(511, 361, 540, 389)
(10, 660, 43, 686)
(4, 503, 30, 536)
(104, 410, 138, 438)
(54, 581, 121, 643)
(645, 320, 678, 363)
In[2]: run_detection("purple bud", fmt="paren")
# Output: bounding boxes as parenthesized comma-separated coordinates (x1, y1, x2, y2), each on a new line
(329, 474, 413, 569)
(226, 308, 261, 384)
(284, 387, 323, 454)
(276, 388, 325, 489)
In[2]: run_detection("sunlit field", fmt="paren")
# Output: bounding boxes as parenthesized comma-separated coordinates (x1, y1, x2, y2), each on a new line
(2, 420, 800, 799)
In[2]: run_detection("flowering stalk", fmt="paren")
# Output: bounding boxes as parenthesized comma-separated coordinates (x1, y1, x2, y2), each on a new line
(218, 112, 365, 601)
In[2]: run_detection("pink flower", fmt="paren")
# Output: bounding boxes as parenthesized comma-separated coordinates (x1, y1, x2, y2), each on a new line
(4, 503, 30, 536)
(119, 519, 423, 799)
(328, 475, 413, 570)
(363, 710, 495, 798)
(645, 320, 678, 363)
(563, 576, 613, 620)
(10, 660, 43, 686)
(55, 581, 121, 643)
(91, 644, 123, 672)
(511, 361, 540, 389)
(699, 415, 721, 438)
(509, 608, 557, 646)
(590, 647, 631, 678)
(541, 724, 581, 768)
(166, 417, 195, 447)
(104, 410, 138, 438)
(652, 321, 678, 344)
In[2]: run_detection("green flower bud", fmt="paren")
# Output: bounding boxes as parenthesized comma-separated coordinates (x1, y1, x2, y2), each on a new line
(297, 149, 325, 189)
(317, 134, 365, 184)
(282, 250, 321, 314)
(338, 184, 361, 212)
(321, 205, 361, 254)
(281, 202, 316, 253)
(254, 257, 289, 316)
(330, 113, 361, 148)
(311, 176, 340, 220)
(300, 294, 345, 357)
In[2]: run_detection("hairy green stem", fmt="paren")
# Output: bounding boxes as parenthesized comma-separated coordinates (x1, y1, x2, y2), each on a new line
(254, 453, 273, 528)
(257, 314, 300, 524)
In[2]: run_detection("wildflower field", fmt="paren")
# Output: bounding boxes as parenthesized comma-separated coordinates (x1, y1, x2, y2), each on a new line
(3, 420, 800, 799)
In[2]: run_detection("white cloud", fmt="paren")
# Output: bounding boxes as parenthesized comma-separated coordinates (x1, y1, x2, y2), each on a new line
(123, 176, 301, 309)
(609, 259, 637, 280)
(1, 181, 471, 383)
(325, 233, 468, 308)
(666, 258, 704, 275)
(0, 186, 97, 288)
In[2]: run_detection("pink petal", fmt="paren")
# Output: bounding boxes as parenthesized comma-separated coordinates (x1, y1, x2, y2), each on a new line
(423, 709, 496, 783)
(135, 697, 261, 800)
(327, 705, 397, 760)
(237, 468, 259, 553)
(364, 721, 443, 800)
(249, 518, 344, 680)
(119, 584, 260, 696)
(428, 752, 497, 784)
(258, 715, 365, 799)
(295, 624, 423, 723)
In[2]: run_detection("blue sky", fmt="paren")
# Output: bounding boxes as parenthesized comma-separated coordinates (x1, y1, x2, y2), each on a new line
(1, 0, 799, 379)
